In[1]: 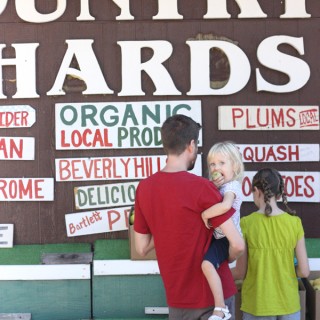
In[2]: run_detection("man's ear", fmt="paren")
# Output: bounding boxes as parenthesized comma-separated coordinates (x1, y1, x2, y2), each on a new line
(188, 139, 196, 152)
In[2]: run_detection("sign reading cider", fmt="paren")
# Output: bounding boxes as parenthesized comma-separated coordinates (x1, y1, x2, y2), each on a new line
(55, 100, 202, 150)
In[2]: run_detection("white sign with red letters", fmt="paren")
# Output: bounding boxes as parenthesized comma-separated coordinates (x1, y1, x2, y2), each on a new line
(238, 144, 319, 162)
(0, 105, 36, 128)
(242, 171, 320, 202)
(0, 178, 54, 201)
(0, 137, 35, 160)
(65, 206, 131, 237)
(56, 154, 202, 181)
(219, 106, 319, 130)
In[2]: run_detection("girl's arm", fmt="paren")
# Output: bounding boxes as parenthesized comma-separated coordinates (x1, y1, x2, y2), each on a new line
(295, 236, 310, 278)
(231, 243, 248, 280)
(201, 191, 236, 228)
(202, 191, 235, 220)
(219, 218, 245, 262)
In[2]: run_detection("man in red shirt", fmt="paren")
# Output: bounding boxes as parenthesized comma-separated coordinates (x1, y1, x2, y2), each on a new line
(134, 114, 239, 320)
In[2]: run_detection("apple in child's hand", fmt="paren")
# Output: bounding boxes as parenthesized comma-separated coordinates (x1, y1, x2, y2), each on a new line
(129, 207, 135, 225)
(211, 171, 222, 180)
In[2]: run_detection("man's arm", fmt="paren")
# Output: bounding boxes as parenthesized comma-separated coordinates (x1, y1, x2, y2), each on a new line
(134, 231, 154, 257)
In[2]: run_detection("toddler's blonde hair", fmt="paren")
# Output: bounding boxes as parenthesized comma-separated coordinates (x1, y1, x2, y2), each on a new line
(207, 141, 244, 182)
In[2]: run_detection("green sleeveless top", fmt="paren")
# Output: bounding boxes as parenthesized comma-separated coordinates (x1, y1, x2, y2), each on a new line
(240, 212, 304, 316)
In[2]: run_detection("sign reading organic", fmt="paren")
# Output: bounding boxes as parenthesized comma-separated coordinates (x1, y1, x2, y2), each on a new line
(65, 206, 131, 237)
(0, 105, 36, 128)
(0, 178, 54, 201)
(56, 154, 202, 181)
(242, 171, 320, 203)
(219, 106, 319, 130)
(55, 100, 202, 149)
(0, 137, 35, 160)
(75, 181, 138, 210)
(238, 144, 320, 163)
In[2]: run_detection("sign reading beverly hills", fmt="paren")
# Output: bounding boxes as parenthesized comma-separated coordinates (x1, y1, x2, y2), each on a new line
(56, 154, 202, 182)
(55, 100, 202, 149)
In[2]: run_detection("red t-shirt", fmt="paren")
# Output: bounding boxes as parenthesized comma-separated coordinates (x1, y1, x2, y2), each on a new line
(134, 171, 237, 308)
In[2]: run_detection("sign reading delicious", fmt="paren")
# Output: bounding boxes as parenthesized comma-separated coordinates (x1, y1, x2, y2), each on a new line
(74, 181, 138, 210)
(55, 100, 202, 149)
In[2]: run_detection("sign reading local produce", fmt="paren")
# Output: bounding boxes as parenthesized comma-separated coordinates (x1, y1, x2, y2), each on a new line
(55, 100, 202, 149)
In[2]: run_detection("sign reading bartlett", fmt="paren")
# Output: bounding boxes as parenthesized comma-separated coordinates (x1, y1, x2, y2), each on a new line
(65, 206, 131, 237)
(55, 100, 202, 150)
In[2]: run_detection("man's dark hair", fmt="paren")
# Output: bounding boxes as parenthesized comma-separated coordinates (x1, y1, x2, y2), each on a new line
(161, 114, 201, 155)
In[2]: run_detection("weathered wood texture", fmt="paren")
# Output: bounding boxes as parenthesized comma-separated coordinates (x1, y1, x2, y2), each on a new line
(0, 1, 319, 244)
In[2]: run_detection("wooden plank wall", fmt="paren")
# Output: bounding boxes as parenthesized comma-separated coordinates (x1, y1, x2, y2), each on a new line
(0, 1, 319, 244)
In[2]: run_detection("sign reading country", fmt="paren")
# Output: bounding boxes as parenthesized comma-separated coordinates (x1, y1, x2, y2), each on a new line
(55, 100, 202, 149)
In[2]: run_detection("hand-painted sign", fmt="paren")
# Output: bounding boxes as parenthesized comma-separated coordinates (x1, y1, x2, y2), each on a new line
(219, 106, 319, 130)
(55, 100, 202, 149)
(56, 154, 202, 181)
(0, 105, 36, 128)
(242, 171, 320, 202)
(0, 224, 14, 248)
(0, 137, 35, 160)
(74, 181, 138, 210)
(0, 178, 54, 201)
(238, 144, 319, 162)
(65, 206, 131, 237)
